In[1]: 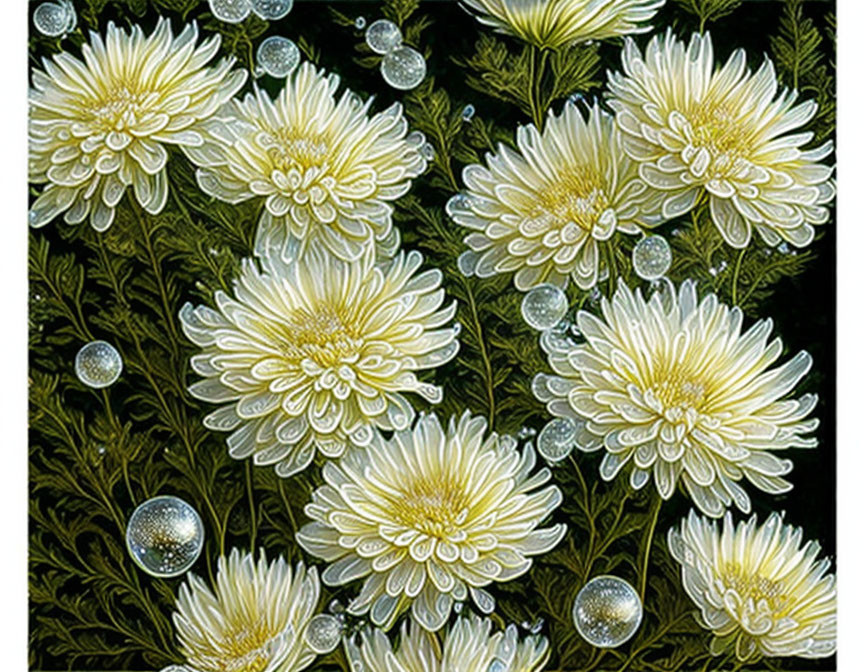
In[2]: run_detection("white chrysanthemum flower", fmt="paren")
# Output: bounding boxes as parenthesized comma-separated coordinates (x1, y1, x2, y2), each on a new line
(28, 19, 246, 231)
(533, 280, 819, 517)
(179, 242, 458, 478)
(607, 31, 835, 249)
(448, 102, 653, 291)
(183, 62, 427, 262)
(297, 411, 567, 631)
(345, 615, 550, 672)
(165, 549, 320, 672)
(668, 511, 836, 661)
(459, 0, 664, 50)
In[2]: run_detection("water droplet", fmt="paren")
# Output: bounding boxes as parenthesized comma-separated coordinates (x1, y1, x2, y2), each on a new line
(304, 613, 343, 654)
(453, 322, 462, 336)
(354, 16, 367, 30)
(537, 417, 577, 463)
(365, 18, 402, 55)
(421, 142, 435, 161)
(572, 575, 643, 648)
(517, 426, 537, 440)
(126, 496, 205, 577)
(251, 0, 293, 20)
(521, 284, 568, 331)
(778, 242, 791, 254)
(568, 92, 585, 106)
(209, 0, 252, 23)
(380, 46, 426, 91)
(33, 2, 71, 37)
(257, 36, 300, 78)
(462, 104, 476, 121)
(488, 660, 506, 672)
(75, 340, 123, 389)
(632, 235, 672, 281)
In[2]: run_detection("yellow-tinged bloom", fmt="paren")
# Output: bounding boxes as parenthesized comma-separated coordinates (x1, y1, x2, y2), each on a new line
(448, 102, 652, 291)
(183, 62, 427, 263)
(28, 19, 246, 231)
(296, 411, 567, 631)
(345, 615, 550, 672)
(668, 511, 836, 661)
(533, 280, 818, 517)
(179, 242, 458, 478)
(165, 549, 320, 672)
(607, 31, 835, 249)
(459, 0, 665, 50)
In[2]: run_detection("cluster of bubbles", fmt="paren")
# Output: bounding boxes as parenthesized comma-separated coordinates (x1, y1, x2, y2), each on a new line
(365, 19, 426, 91)
(572, 575, 643, 648)
(256, 35, 300, 78)
(33, 0, 76, 38)
(632, 235, 672, 281)
(125, 496, 205, 578)
(75, 340, 123, 389)
(209, 0, 293, 23)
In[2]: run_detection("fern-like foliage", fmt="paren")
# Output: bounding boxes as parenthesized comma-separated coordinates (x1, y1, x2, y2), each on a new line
(673, 0, 743, 31)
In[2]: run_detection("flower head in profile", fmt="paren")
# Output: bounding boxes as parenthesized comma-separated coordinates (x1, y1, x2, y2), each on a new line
(449, 103, 652, 291)
(533, 280, 818, 517)
(179, 243, 458, 478)
(165, 549, 320, 672)
(668, 511, 836, 661)
(345, 615, 550, 672)
(297, 411, 566, 631)
(459, 0, 665, 50)
(29, 19, 246, 231)
(607, 31, 835, 249)
(183, 62, 427, 262)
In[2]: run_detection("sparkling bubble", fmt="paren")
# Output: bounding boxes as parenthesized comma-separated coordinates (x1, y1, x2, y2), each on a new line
(462, 104, 476, 121)
(304, 613, 343, 654)
(75, 340, 123, 389)
(488, 661, 507, 672)
(380, 46, 426, 91)
(257, 36, 300, 78)
(126, 496, 205, 578)
(421, 142, 435, 161)
(521, 284, 569, 331)
(572, 576, 643, 648)
(251, 0, 293, 20)
(209, 0, 252, 23)
(33, 2, 71, 37)
(632, 235, 672, 281)
(537, 418, 577, 463)
(355, 16, 367, 30)
(366, 19, 402, 55)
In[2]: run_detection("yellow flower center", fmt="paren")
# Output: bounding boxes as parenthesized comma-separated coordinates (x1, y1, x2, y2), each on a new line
(393, 477, 469, 539)
(687, 103, 753, 179)
(194, 617, 280, 672)
(281, 306, 361, 368)
(532, 166, 610, 232)
(267, 128, 331, 171)
(88, 86, 155, 132)
(723, 563, 791, 616)
(651, 376, 707, 412)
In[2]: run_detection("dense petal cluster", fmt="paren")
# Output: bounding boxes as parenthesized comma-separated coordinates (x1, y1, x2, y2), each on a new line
(166, 549, 320, 672)
(607, 31, 835, 249)
(345, 615, 550, 672)
(297, 411, 566, 631)
(183, 62, 427, 262)
(460, 0, 665, 50)
(533, 280, 818, 517)
(449, 103, 652, 291)
(668, 511, 836, 661)
(29, 19, 245, 231)
(180, 243, 458, 478)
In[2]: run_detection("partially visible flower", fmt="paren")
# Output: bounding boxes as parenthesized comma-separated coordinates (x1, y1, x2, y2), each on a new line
(29, 19, 246, 231)
(345, 615, 550, 672)
(668, 511, 836, 661)
(448, 102, 652, 291)
(297, 411, 566, 631)
(533, 280, 818, 517)
(165, 549, 320, 672)
(607, 30, 835, 249)
(459, 0, 665, 50)
(183, 62, 427, 262)
(180, 242, 458, 478)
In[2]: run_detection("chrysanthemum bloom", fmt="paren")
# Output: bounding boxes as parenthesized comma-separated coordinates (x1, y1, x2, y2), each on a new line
(459, 0, 664, 50)
(448, 102, 653, 291)
(165, 549, 321, 672)
(183, 62, 427, 262)
(180, 243, 458, 478)
(668, 511, 836, 661)
(297, 411, 567, 631)
(533, 280, 818, 517)
(345, 615, 550, 672)
(607, 31, 835, 249)
(28, 19, 246, 231)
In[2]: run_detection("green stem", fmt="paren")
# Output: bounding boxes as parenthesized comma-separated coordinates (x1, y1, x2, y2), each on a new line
(527, 47, 549, 130)
(639, 494, 663, 601)
(731, 246, 747, 305)
(462, 279, 496, 429)
(245, 461, 258, 550)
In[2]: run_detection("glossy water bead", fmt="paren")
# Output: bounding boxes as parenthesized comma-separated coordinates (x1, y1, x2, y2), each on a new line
(632, 235, 672, 281)
(380, 46, 426, 90)
(257, 36, 300, 78)
(75, 340, 123, 389)
(462, 104, 476, 121)
(521, 284, 568, 331)
(209, 0, 252, 24)
(252, 0, 293, 20)
(572, 576, 643, 648)
(537, 417, 577, 463)
(304, 613, 343, 654)
(33, 1, 72, 37)
(365, 19, 402, 55)
(126, 496, 204, 577)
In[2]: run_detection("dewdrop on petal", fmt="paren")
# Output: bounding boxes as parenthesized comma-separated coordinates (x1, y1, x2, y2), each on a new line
(537, 418, 577, 463)
(257, 36, 300, 77)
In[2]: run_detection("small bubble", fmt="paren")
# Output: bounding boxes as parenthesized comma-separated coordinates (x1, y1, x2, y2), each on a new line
(257, 36, 300, 78)
(380, 46, 426, 91)
(521, 284, 569, 331)
(462, 104, 476, 121)
(355, 16, 367, 30)
(209, 0, 252, 23)
(632, 235, 672, 281)
(365, 19, 402, 55)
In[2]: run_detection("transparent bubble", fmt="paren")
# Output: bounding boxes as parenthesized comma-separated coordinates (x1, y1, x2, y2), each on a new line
(421, 142, 435, 161)
(366, 19, 402, 55)
(75, 340, 123, 389)
(537, 417, 577, 463)
(355, 16, 367, 30)
(488, 660, 507, 672)
(521, 284, 569, 331)
(572, 576, 643, 648)
(304, 613, 343, 654)
(33, 2, 71, 37)
(126, 496, 205, 578)
(380, 46, 426, 91)
(632, 235, 672, 281)
(251, 0, 293, 20)
(462, 104, 476, 121)
(257, 36, 300, 78)
(209, 0, 252, 23)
